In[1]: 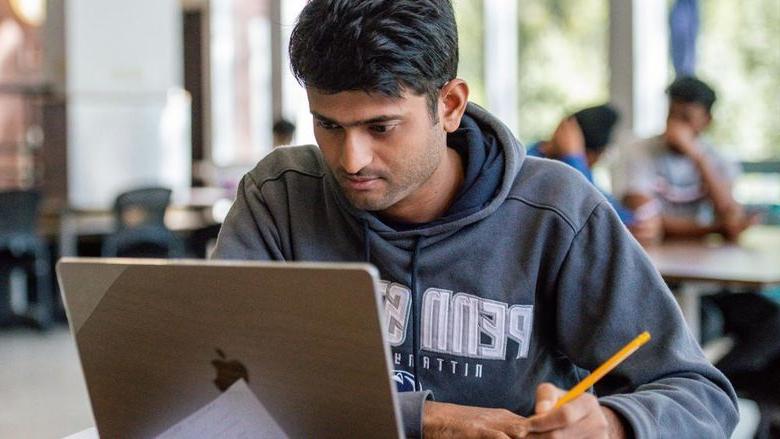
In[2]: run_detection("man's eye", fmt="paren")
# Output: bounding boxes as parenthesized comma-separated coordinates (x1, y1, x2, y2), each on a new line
(317, 120, 340, 130)
(369, 125, 394, 134)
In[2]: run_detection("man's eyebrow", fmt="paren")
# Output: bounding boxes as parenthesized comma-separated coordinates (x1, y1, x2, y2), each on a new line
(310, 111, 403, 127)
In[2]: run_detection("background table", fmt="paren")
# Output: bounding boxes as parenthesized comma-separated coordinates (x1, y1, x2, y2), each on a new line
(45, 187, 231, 258)
(646, 226, 780, 340)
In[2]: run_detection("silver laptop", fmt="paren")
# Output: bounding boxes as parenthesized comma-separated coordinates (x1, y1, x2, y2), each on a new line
(56, 258, 404, 438)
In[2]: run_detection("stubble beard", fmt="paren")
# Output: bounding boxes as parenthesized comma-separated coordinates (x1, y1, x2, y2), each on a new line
(339, 144, 443, 213)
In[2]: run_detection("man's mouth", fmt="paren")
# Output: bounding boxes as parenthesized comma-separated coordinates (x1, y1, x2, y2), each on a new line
(342, 175, 381, 191)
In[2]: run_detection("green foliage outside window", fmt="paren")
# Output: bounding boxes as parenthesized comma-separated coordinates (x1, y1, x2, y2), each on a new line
(455, 0, 608, 144)
(453, 0, 778, 161)
(453, 0, 486, 106)
(698, 0, 780, 159)
(516, 0, 609, 144)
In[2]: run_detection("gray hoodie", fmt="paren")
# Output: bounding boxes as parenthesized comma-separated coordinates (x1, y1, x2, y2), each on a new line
(213, 103, 738, 438)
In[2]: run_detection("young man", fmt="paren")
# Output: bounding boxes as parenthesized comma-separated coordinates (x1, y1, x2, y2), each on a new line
(613, 77, 754, 241)
(213, 2, 738, 437)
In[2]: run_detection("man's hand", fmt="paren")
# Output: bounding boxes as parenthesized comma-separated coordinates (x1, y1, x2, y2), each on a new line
(525, 383, 627, 439)
(627, 198, 663, 246)
(623, 195, 663, 246)
(664, 119, 699, 158)
(423, 401, 528, 439)
(550, 117, 586, 158)
(628, 214, 662, 247)
(719, 208, 759, 241)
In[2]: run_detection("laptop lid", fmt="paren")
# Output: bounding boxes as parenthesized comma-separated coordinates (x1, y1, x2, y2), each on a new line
(56, 258, 403, 438)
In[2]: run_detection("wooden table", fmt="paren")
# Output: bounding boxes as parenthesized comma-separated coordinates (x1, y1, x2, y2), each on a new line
(646, 226, 780, 340)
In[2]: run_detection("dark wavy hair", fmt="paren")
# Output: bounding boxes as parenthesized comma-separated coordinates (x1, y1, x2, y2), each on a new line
(288, 0, 459, 120)
(667, 76, 717, 114)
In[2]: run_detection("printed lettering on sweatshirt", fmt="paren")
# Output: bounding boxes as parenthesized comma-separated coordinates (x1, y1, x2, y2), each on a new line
(378, 280, 534, 362)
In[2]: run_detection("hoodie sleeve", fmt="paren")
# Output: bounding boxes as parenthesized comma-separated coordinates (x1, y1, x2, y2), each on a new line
(552, 202, 738, 438)
(398, 391, 433, 438)
(211, 174, 285, 261)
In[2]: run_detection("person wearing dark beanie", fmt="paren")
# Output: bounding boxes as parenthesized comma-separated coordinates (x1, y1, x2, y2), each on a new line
(527, 104, 618, 179)
(527, 104, 662, 244)
(527, 105, 621, 202)
(573, 104, 619, 159)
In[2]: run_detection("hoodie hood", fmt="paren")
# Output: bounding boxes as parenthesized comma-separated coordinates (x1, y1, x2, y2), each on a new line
(325, 102, 525, 244)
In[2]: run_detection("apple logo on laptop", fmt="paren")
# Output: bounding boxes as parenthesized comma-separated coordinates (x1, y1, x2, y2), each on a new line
(211, 348, 249, 391)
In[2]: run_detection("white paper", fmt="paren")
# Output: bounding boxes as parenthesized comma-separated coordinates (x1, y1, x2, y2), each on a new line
(63, 427, 98, 439)
(156, 380, 288, 439)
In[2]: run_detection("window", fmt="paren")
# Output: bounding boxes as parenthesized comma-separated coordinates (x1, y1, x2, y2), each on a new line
(698, 0, 780, 160)
(516, 0, 609, 143)
(454, 0, 486, 106)
(210, 0, 273, 166)
(695, 0, 780, 207)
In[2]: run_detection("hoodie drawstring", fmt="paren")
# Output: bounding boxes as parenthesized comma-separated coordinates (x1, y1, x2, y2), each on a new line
(409, 236, 423, 391)
(362, 220, 425, 391)
(362, 220, 371, 263)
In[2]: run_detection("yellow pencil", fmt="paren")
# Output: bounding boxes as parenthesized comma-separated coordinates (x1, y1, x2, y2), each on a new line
(554, 331, 651, 409)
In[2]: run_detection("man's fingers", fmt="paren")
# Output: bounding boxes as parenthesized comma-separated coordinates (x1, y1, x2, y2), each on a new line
(534, 383, 564, 414)
(528, 392, 595, 433)
(480, 432, 512, 439)
(528, 405, 609, 439)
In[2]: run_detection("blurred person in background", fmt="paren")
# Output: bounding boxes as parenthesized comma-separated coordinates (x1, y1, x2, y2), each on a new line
(272, 118, 296, 147)
(615, 76, 780, 436)
(613, 76, 756, 242)
(527, 105, 661, 245)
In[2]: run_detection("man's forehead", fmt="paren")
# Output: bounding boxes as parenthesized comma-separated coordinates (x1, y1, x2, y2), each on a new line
(670, 100, 707, 114)
(307, 87, 426, 124)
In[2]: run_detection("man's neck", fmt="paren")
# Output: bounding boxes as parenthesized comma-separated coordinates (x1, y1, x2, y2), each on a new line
(378, 147, 464, 224)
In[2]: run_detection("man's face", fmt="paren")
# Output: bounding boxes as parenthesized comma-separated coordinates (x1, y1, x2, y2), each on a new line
(667, 100, 711, 137)
(308, 88, 447, 214)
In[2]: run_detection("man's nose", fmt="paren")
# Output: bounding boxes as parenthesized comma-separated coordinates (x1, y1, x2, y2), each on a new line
(340, 130, 373, 174)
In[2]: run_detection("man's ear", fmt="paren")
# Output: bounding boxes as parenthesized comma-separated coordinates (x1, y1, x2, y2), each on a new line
(439, 79, 469, 133)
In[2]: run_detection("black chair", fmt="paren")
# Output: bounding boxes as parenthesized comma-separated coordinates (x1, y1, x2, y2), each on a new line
(101, 187, 185, 258)
(0, 190, 53, 328)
